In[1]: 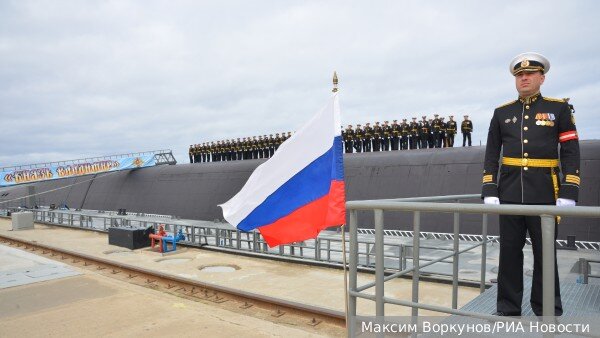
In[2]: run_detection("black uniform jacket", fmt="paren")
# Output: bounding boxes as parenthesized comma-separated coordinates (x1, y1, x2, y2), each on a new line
(446, 121, 457, 135)
(482, 94, 580, 204)
(461, 120, 473, 133)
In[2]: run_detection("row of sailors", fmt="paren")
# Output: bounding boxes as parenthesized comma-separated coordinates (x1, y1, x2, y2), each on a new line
(189, 132, 293, 163)
(342, 115, 473, 152)
(188, 114, 474, 163)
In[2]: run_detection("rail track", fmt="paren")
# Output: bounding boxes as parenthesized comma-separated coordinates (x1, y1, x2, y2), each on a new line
(0, 233, 346, 332)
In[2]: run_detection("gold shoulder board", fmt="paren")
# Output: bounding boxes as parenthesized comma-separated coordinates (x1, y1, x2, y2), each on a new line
(543, 97, 565, 103)
(496, 100, 517, 109)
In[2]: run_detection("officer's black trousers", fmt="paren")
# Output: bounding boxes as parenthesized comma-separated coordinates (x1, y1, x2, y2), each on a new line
(462, 133, 472, 146)
(497, 203, 563, 316)
(447, 135, 455, 147)
(372, 140, 380, 151)
(433, 133, 440, 148)
(391, 138, 399, 150)
(354, 142, 362, 153)
(363, 140, 371, 152)
(421, 137, 428, 149)
(345, 141, 353, 153)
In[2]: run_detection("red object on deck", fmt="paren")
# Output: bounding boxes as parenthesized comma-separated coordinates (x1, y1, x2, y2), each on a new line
(149, 225, 167, 253)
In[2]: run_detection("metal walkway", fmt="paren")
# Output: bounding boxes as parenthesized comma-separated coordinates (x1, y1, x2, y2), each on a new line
(460, 277, 600, 316)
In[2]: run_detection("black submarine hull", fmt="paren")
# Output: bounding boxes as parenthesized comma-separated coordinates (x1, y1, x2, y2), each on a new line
(2, 140, 599, 241)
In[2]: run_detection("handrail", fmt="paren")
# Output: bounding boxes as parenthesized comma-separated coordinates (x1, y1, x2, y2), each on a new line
(346, 194, 600, 336)
(347, 200, 600, 217)
(353, 194, 481, 203)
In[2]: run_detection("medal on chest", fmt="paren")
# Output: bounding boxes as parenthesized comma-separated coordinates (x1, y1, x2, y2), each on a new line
(535, 112, 555, 127)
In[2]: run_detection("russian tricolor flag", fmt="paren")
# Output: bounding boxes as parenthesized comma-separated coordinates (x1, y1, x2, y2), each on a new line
(220, 93, 346, 247)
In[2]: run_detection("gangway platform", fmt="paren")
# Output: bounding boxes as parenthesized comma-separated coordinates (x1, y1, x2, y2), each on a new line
(460, 277, 600, 316)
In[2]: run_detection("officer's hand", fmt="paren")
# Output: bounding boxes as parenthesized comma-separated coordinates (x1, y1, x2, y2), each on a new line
(483, 197, 500, 205)
(556, 198, 576, 207)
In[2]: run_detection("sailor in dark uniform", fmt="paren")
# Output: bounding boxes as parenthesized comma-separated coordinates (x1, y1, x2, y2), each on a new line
(446, 116, 457, 147)
(231, 139, 237, 160)
(483, 52, 580, 317)
(431, 114, 442, 148)
(251, 136, 258, 159)
(224, 140, 231, 161)
(420, 116, 430, 149)
(462, 115, 473, 146)
(354, 124, 363, 153)
(382, 120, 392, 151)
(223, 140, 229, 161)
(228, 139, 234, 161)
(427, 118, 435, 148)
(205, 142, 210, 162)
(264, 135, 271, 157)
(344, 125, 355, 153)
(363, 123, 373, 152)
(400, 119, 409, 150)
(391, 120, 400, 150)
(409, 117, 419, 149)
(207, 142, 214, 162)
(274, 133, 282, 152)
(372, 122, 382, 152)
(235, 138, 242, 160)
(218, 140, 224, 161)
(241, 137, 248, 160)
(212, 141, 218, 162)
(440, 117, 447, 147)
(263, 135, 270, 158)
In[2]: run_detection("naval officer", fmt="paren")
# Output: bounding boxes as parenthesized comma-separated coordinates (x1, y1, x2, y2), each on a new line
(482, 52, 580, 316)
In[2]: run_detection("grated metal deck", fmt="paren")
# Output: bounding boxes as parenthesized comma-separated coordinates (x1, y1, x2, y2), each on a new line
(460, 277, 600, 316)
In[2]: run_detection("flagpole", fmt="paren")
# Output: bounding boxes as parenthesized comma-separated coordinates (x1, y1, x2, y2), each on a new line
(342, 223, 349, 329)
(333, 70, 350, 330)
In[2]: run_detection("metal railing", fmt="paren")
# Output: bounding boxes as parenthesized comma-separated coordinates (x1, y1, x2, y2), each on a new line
(579, 258, 600, 284)
(1, 206, 503, 287)
(357, 228, 600, 250)
(1, 208, 419, 273)
(346, 195, 600, 337)
(0, 149, 173, 172)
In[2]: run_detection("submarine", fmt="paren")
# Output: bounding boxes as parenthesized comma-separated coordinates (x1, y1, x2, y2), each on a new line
(1, 140, 599, 241)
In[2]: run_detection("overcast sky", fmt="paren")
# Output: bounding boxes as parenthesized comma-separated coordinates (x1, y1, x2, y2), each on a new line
(1, 0, 599, 167)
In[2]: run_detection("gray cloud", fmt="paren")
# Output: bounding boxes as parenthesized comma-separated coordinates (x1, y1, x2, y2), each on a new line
(1, 0, 599, 166)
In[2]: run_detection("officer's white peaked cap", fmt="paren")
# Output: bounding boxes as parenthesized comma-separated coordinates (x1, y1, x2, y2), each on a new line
(509, 52, 550, 75)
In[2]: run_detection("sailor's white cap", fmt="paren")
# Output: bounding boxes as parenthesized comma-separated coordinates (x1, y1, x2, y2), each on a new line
(509, 52, 550, 75)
